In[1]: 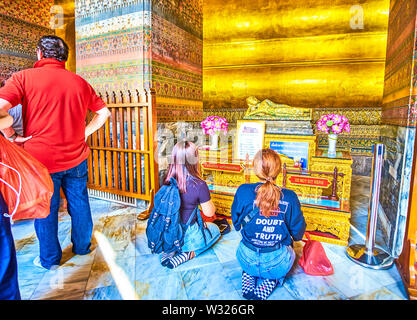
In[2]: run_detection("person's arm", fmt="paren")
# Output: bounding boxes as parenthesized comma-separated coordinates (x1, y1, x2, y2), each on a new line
(231, 185, 247, 231)
(0, 108, 13, 131)
(0, 108, 32, 143)
(200, 199, 216, 218)
(197, 180, 216, 218)
(85, 107, 111, 141)
(0, 83, 31, 142)
(287, 193, 307, 241)
(0, 99, 32, 143)
(0, 98, 13, 129)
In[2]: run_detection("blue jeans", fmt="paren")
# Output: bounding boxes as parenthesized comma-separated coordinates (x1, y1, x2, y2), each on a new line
(0, 192, 21, 300)
(182, 222, 221, 256)
(236, 241, 295, 281)
(34, 160, 93, 269)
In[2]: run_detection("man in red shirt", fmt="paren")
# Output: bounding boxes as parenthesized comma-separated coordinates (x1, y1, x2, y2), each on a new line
(0, 35, 111, 270)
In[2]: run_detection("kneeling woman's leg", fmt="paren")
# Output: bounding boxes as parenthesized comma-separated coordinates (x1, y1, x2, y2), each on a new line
(166, 222, 221, 269)
(236, 242, 296, 300)
(241, 270, 258, 299)
(253, 245, 296, 300)
(252, 278, 280, 300)
(182, 222, 221, 257)
(160, 251, 176, 266)
(194, 222, 221, 256)
(167, 251, 195, 269)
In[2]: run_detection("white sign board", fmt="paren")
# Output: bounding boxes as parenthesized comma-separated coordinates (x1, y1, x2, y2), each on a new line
(235, 120, 265, 161)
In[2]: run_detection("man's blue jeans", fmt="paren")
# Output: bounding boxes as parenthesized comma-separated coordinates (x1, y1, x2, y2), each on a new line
(34, 160, 93, 269)
(0, 192, 21, 300)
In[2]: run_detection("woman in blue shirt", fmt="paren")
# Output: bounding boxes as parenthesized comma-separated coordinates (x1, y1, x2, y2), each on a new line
(231, 148, 306, 300)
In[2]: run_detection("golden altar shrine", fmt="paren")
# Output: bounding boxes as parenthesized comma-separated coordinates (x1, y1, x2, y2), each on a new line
(199, 97, 353, 246)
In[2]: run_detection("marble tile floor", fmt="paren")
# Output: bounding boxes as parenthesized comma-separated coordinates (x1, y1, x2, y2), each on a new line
(10, 175, 409, 300)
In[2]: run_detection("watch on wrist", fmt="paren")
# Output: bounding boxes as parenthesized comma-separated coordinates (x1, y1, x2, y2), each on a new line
(7, 132, 18, 142)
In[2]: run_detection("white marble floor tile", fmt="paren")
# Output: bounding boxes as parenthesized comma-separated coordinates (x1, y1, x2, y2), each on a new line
(267, 284, 297, 300)
(135, 273, 188, 300)
(283, 272, 347, 300)
(86, 252, 136, 291)
(350, 286, 405, 300)
(84, 285, 123, 300)
(31, 263, 91, 300)
(180, 263, 238, 300)
(211, 238, 240, 263)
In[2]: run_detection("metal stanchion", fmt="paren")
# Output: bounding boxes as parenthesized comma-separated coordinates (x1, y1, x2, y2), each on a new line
(346, 143, 394, 269)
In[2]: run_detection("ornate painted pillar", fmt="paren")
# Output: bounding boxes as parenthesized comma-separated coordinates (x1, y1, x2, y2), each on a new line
(74, 0, 152, 97)
(74, 0, 203, 122)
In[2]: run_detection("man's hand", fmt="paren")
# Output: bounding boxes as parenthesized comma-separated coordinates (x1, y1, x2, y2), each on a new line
(0, 102, 13, 130)
(0, 112, 13, 130)
(14, 135, 32, 143)
(85, 107, 111, 142)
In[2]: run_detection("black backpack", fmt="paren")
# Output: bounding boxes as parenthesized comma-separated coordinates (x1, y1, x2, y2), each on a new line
(146, 177, 208, 254)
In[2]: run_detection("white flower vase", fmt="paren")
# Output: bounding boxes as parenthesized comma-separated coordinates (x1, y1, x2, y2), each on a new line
(328, 133, 337, 157)
(209, 134, 219, 150)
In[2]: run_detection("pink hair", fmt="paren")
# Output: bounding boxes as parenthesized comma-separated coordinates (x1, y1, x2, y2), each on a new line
(163, 141, 201, 193)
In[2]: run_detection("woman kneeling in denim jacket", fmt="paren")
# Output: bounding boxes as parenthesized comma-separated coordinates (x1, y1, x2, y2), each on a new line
(231, 148, 306, 300)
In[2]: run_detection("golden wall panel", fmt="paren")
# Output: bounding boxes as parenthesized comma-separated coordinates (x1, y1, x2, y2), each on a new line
(204, 62, 385, 109)
(204, 32, 387, 68)
(203, 0, 390, 111)
(204, 0, 390, 42)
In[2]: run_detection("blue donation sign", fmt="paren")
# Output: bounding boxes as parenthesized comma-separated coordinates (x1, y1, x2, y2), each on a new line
(269, 140, 309, 169)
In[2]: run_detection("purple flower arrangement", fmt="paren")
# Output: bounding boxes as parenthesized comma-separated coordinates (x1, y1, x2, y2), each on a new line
(317, 114, 350, 135)
(200, 116, 228, 136)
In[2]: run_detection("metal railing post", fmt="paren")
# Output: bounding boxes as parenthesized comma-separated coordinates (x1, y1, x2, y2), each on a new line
(346, 143, 394, 269)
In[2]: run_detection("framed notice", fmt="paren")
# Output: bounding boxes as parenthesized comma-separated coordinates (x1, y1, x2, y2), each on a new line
(235, 120, 265, 161)
(269, 140, 309, 169)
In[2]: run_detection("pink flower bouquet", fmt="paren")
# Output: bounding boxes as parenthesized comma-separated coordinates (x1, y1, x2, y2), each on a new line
(200, 116, 228, 136)
(317, 114, 350, 135)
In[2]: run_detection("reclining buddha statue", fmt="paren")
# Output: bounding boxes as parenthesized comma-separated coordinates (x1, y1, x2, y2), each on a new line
(244, 96, 312, 120)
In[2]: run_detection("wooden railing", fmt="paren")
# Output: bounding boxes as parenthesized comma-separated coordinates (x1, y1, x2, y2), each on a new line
(86, 89, 159, 211)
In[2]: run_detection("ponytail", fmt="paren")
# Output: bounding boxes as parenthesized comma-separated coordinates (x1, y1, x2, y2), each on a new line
(253, 149, 282, 217)
(255, 180, 282, 218)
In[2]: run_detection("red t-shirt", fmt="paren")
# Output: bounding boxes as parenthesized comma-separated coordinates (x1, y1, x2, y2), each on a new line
(0, 58, 106, 173)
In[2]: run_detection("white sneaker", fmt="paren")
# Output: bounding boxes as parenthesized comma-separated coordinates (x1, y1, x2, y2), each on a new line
(33, 256, 59, 270)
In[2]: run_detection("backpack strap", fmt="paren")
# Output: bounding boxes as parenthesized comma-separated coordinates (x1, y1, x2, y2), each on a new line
(164, 185, 176, 230)
(183, 207, 210, 246)
(241, 206, 259, 229)
(195, 207, 211, 245)
(184, 207, 198, 230)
